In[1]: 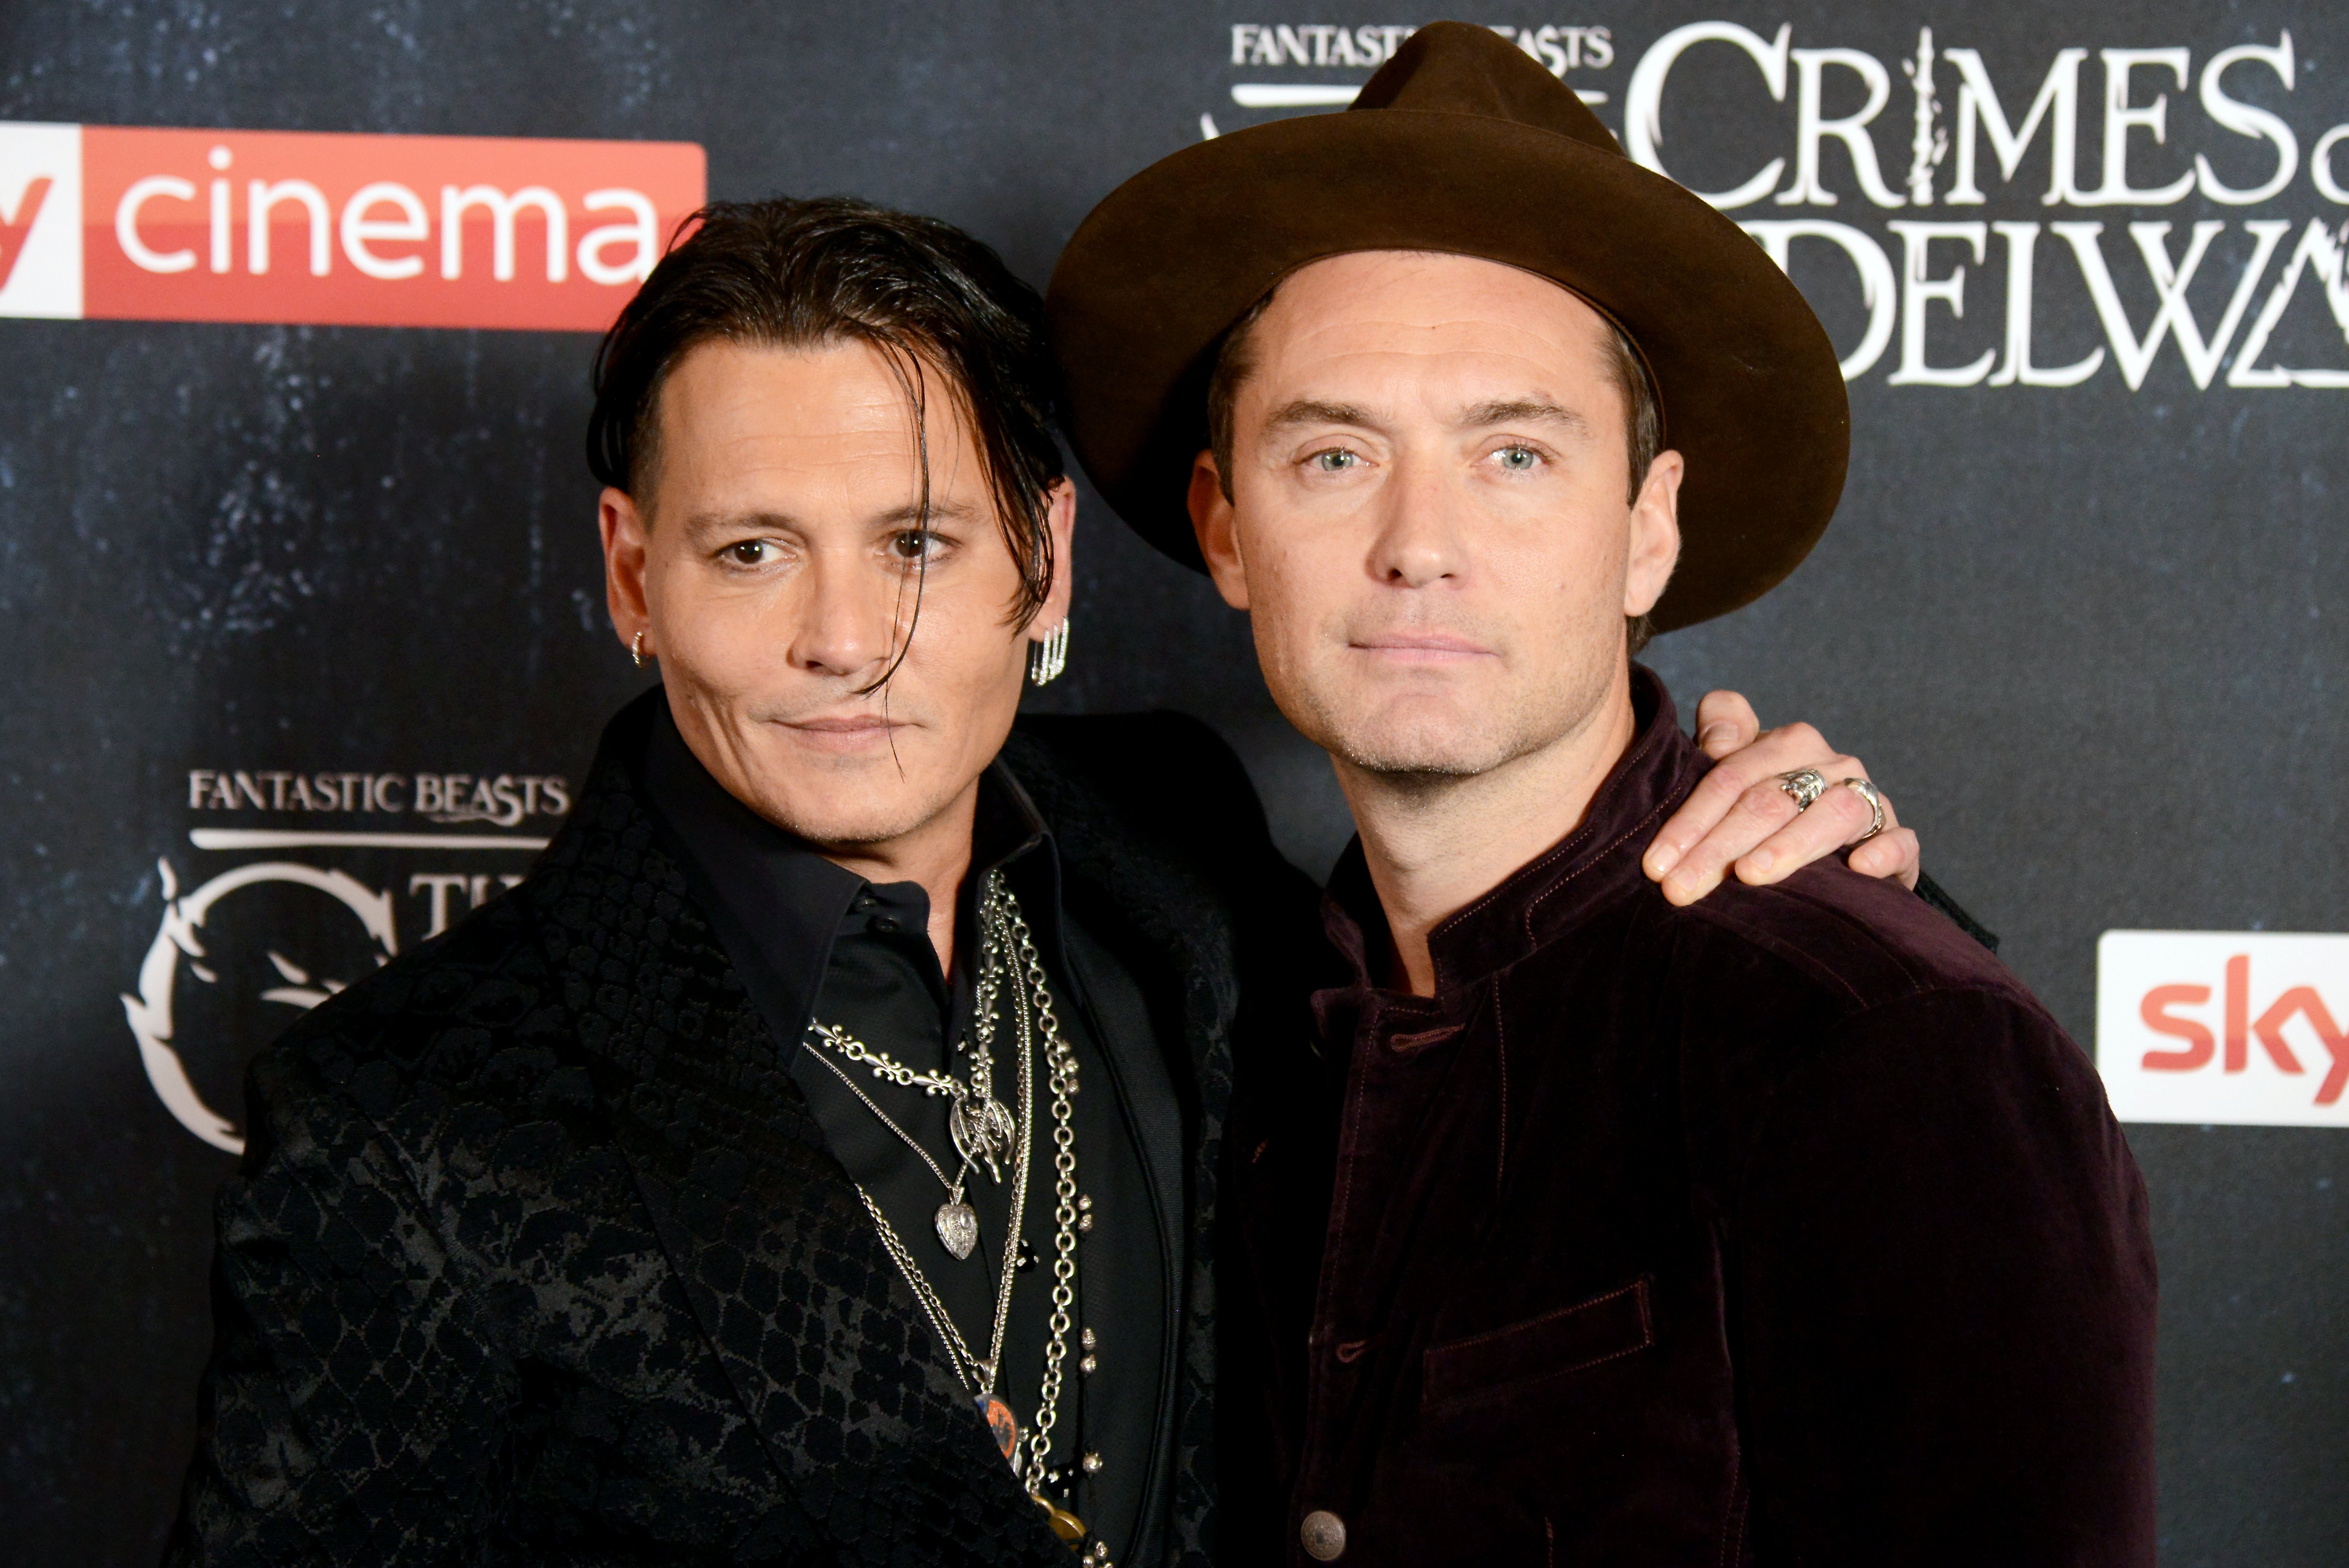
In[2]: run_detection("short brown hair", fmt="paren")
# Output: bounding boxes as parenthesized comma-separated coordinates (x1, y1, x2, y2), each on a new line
(587, 197, 1065, 628)
(1203, 271, 1664, 650)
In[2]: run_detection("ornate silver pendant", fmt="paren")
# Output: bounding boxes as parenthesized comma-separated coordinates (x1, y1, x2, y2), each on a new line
(935, 1200, 979, 1260)
(950, 1096, 1018, 1183)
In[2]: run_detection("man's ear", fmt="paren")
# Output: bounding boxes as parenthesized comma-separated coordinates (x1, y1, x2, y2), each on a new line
(600, 486, 653, 656)
(1622, 449, 1685, 619)
(1188, 451, 1251, 610)
(1028, 478, 1080, 638)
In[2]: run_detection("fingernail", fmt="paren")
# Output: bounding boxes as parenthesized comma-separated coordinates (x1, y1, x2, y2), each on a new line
(1697, 723, 1734, 750)
(1746, 850, 1775, 875)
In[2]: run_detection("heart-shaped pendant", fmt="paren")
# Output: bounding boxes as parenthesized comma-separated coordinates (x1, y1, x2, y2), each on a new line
(935, 1200, 979, 1259)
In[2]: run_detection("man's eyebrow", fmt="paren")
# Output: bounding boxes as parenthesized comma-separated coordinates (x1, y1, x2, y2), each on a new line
(677, 507, 793, 540)
(676, 498, 983, 538)
(1262, 398, 1377, 432)
(1460, 397, 1591, 435)
(870, 498, 983, 528)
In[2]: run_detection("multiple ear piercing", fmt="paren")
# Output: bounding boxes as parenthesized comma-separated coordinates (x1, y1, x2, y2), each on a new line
(1029, 619, 1070, 686)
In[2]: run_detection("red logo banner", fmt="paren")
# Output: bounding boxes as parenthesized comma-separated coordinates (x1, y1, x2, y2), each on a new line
(1, 122, 705, 331)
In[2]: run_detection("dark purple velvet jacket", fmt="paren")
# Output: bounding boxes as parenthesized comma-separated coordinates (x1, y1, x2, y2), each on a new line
(1219, 672, 2158, 1568)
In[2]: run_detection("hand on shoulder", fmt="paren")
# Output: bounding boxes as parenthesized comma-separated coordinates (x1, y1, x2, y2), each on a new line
(1642, 689, 1921, 906)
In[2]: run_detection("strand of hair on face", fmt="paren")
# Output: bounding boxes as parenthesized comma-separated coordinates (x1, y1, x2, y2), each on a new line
(857, 334, 932, 781)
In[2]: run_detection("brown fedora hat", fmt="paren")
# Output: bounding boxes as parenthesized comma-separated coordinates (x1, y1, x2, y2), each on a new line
(1045, 20, 1848, 633)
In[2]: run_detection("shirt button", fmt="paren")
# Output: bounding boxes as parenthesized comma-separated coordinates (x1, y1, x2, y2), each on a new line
(870, 915, 902, 934)
(1299, 1509, 1347, 1561)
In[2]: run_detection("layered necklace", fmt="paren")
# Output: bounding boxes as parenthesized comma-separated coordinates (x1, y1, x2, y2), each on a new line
(804, 869, 1103, 1560)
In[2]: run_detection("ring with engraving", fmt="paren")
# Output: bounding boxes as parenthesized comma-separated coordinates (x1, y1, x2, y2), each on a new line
(1836, 777, 1888, 844)
(1774, 767, 1828, 811)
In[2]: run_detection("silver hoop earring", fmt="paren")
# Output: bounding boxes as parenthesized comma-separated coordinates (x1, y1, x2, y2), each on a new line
(631, 629, 647, 669)
(1028, 619, 1070, 686)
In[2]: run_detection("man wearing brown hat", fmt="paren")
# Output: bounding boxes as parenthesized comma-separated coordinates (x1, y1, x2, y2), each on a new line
(1049, 22, 2156, 1568)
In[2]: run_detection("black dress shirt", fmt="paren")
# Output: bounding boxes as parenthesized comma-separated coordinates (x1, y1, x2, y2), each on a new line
(638, 702, 1174, 1565)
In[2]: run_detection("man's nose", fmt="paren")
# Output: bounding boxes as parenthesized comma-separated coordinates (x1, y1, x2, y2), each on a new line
(788, 549, 900, 678)
(1366, 454, 1467, 589)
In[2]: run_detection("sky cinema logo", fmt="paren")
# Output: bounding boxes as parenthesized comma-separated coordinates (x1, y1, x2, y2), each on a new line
(0, 121, 703, 331)
(2098, 932, 2349, 1128)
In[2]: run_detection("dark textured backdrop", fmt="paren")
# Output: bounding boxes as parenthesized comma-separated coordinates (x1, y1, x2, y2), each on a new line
(1, 3, 2342, 1563)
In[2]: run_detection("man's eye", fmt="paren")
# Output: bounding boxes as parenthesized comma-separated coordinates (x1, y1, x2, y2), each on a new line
(1310, 449, 1360, 472)
(890, 530, 940, 561)
(1495, 445, 1539, 471)
(723, 540, 774, 566)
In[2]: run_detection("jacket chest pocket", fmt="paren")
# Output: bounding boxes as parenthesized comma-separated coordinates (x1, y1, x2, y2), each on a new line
(1422, 1277, 1654, 1412)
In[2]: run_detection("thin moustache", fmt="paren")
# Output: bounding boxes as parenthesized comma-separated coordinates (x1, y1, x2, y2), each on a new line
(1347, 630, 1495, 655)
(768, 706, 916, 731)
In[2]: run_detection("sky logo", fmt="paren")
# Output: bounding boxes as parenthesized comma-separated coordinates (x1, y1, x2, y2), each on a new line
(2097, 930, 2349, 1127)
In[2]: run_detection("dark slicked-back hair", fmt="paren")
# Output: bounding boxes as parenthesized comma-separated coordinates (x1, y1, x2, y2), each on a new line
(587, 196, 1064, 628)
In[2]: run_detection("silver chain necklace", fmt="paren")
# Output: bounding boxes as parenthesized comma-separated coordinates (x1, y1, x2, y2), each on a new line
(804, 870, 1096, 1549)
(807, 1048, 982, 1257)
(808, 1009, 1018, 1182)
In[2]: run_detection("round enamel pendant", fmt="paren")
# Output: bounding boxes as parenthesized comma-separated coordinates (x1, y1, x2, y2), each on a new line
(1034, 1495, 1087, 1544)
(979, 1393, 1018, 1462)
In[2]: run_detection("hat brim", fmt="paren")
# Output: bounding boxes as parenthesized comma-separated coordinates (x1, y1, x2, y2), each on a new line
(1047, 108, 1849, 633)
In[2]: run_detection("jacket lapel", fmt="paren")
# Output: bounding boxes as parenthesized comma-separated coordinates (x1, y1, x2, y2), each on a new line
(525, 727, 1062, 1559)
(1002, 731, 1241, 1108)
(999, 723, 1252, 1565)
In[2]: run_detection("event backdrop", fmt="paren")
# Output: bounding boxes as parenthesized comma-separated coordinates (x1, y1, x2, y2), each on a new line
(2, 3, 2343, 1563)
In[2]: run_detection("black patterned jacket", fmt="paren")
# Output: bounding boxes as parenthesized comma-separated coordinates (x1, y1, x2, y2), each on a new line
(164, 699, 1328, 1568)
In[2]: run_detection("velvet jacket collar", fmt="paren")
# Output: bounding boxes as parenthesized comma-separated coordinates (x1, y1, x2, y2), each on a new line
(1319, 667, 1694, 1005)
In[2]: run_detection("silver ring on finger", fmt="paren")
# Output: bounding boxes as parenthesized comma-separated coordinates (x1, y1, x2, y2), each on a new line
(1835, 777, 1887, 844)
(1774, 767, 1828, 811)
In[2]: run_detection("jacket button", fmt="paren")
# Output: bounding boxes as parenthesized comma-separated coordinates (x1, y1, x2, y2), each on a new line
(1299, 1509, 1347, 1561)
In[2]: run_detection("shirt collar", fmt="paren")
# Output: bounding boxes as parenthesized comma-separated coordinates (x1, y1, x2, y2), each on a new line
(1321, 666, 1703, 999)
(634, 693, 1056, 1041)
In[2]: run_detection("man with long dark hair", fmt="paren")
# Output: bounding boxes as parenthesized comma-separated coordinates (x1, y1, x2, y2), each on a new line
(167, 197, 1938, 1567)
